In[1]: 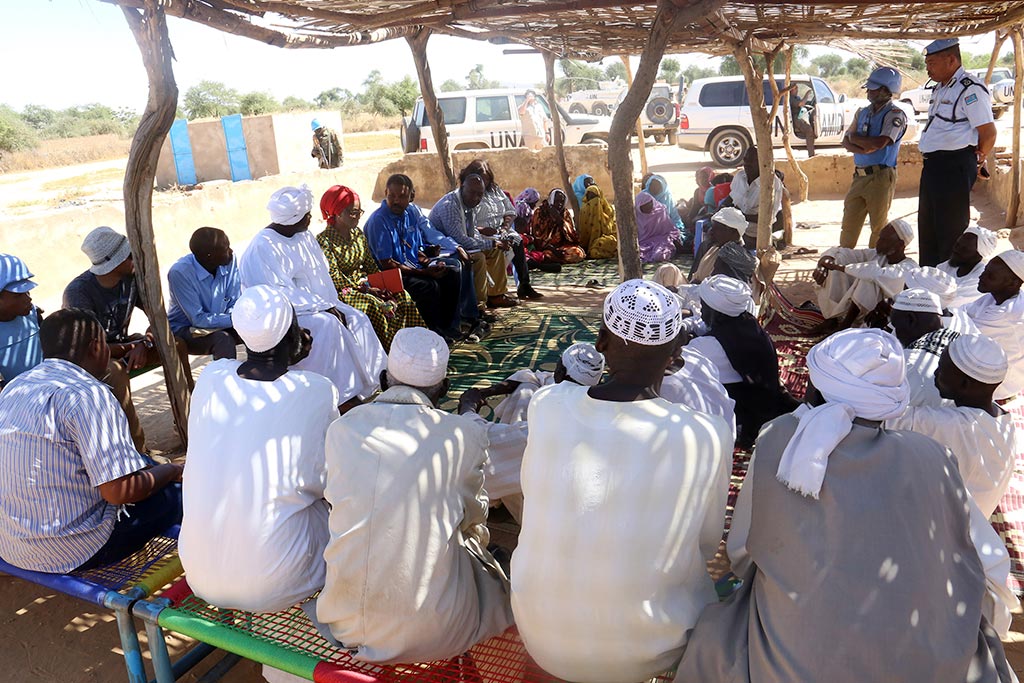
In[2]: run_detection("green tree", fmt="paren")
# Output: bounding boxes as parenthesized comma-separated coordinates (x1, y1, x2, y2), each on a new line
(719, 54, 780, 76)
(999, 52, 1014, 67)
(239, 91, 280, 116)
(810, 53, 845, 78)
(556, 59, 604, 95)
(440, 79, 463, 92)
(384, 75, 420, 115)
(603, 61, 628, 82)
(281, 96, 315, 111)
(0, 106, 38, 153)
(315, 88, 346, 109)
(681, 64, 717, 84)
(658, 57, 681, 84)
(467, 64, 500, 90)
(183, 80, 239, 119)
(845, 58, 871, 78)
(20, 104, 55, 131)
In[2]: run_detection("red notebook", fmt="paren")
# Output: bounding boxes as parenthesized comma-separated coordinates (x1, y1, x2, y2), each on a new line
(368, 268, 404, 294)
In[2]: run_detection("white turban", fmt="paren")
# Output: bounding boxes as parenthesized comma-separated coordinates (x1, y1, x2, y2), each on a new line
(603, 279, 682, 345)
(711, 206, 747, 235)
(267, 184, 314, 226)
(232, 285, 293, 353)
(776, 329, 909, 499)
(964, 225, 998, 259)
(652, 263, 686, 289)
(388, 327, 449, 387)
(561, 343, 605, 386)
(902, 266, 956, 308)
(889, 218, 915, 246)
(996, 249, 1024, 282)
(699, 274, 752, 317)
(949, 333, 1008, 385)
(892, 287, 942, 315)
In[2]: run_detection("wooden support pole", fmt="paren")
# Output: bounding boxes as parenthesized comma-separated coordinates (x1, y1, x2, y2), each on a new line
(406, 29, 456, 191)
(780, 45, 808, 203)
(121, 0, 189, 445)
(732, 33, 777, 252)
(608, 0, 724, 281)
(544, 51, 579, 217)
(986, 30, 1010, 86)
(620, 55, 649, 179)
(1008, 27, 1023, 228)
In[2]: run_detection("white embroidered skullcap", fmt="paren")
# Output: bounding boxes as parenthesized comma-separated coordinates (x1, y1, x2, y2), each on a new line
(903, 265, 957, 307)
(996, 249, 1024, 282)
(267, 184, 314, 226)
(710, 206, 747, 235)
(889, 218, 915, 246)
(82, 226, 132, 275)
(892, 288, 942, 315)
(964, 225, 998, 259)
(652, 263, 686, 289)
(560, 342, 605, 386)
(232, 285, 293, 353)
(948, 333, 1008, 385)
(776, 329, 909, 499)
(699, 274, 752, 317)
(388, 327, 449, 387)
(603, 279, 682, 345)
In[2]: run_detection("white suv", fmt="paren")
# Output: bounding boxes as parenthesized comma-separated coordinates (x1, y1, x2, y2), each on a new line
(676, 75, 852, 166)
(401, 89, 611, 154)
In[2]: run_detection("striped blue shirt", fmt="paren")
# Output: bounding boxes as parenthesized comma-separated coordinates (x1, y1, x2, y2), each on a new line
(0, 359, 148, 572)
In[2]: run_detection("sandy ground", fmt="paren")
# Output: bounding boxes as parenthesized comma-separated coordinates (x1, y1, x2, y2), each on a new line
(2, 129, 1024, 682)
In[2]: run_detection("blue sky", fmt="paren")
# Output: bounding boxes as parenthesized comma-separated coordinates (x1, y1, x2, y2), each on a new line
(0, 0, 1006, 112)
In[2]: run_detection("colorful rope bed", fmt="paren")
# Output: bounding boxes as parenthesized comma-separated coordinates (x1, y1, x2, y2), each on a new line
(0, 525, 186, 683)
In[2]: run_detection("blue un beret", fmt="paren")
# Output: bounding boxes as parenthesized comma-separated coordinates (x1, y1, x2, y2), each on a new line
(924, 38, 959, 56)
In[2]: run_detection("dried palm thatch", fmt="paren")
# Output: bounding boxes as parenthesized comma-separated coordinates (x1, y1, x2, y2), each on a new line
(106, 1, 1024, 58)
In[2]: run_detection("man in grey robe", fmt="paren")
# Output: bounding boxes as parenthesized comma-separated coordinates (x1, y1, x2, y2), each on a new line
(676, 328, 1016, 683)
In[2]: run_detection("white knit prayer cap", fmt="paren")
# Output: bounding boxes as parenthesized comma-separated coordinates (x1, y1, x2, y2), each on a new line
(82, 226, 132, 275)
(776, 328, 909, 499)
(232, 285, 293, 353)
(888, 219, 915, 246)
(892, 287, 943, 316)
(603, 279, 682, 345)
(964, 225, 998, 259)
(388, 327, 449, 387)
(903, 267, 957, 309)
(699, 274, 752, 317)
(948, 334, 1008, 385)
(267, 184, 314, 226)
(710, 206, 747, 235)
(995, 249, 1024, 282)
(560, 343, 605, 386)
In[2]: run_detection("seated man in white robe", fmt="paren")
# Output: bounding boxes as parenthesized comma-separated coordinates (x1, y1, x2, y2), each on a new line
(938, 224, 998, 309)
(317, 328, 513, 664)
(728, 147, 785, 250)
(890, 288, 959, 408)
(814, 218, 918, 329)
(179, 286, 339, 613)
(688, 207, 748, 283)
(661, 345, 737, 442)
(888, 334, 1017, 518)
(903, 265, 978, 335)
(965, 250, 1024, 403)
(512, 280, 732, 683)
(239, 185, 387, 411)
(677, 328, 1017, 683)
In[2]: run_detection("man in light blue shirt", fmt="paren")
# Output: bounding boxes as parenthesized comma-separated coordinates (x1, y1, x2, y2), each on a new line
(0, 254, 43, 390)
(167, 227, 241, 360)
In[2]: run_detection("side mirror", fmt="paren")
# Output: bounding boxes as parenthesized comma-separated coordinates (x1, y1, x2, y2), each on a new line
(838, 94, 846, 103)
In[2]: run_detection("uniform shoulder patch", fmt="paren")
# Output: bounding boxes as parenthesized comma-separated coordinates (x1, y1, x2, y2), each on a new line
(965, 93, 979, 105)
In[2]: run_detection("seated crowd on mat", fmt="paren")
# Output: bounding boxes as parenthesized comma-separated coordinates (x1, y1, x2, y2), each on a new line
(5, 141, 1024, 683)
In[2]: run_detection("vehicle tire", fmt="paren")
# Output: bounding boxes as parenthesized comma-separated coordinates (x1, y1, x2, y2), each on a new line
(646, 96, 673, 126)
(399, 116, 420, 153)
(653, 133, 666, 144)
(667, 129, 678, 146)
(592, 102, 610, 116)
(709, 128, 749, 167)
(581, 135, 608, 147)
(569, 103, 587, 114)
(994, 107, 1006, 120)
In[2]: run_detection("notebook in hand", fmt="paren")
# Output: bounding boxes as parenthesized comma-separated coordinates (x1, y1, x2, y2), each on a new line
(368, 268, 404, 294)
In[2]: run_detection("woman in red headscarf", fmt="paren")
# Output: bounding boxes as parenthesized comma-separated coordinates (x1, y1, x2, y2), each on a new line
(317, 185, 425, 350)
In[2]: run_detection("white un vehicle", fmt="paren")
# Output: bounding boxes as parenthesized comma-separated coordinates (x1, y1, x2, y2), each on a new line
(900, 68, 1015, 118)
(401, 89, 611, 154)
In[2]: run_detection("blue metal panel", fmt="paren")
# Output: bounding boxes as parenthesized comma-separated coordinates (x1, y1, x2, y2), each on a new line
(168, 118, 197, 186)
(221, 114, 252, 182)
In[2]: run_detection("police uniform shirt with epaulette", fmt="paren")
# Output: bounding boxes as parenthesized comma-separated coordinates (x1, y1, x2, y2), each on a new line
(852, 101, 908, 168)
(919, 66, 994, 153)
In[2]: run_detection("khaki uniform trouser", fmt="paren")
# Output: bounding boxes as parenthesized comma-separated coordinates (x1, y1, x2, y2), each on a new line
(469, 249, 509, 305)
(839, 166, 897, 249)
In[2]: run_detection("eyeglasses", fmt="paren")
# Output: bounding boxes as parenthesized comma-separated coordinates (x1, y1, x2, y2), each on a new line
(346, 208, 365, 218)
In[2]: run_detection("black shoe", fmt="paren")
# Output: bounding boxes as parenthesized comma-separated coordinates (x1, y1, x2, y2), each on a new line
(533, 262, 561, 274)
(479, 312, 497, 323)
(517, 286, 544, 300)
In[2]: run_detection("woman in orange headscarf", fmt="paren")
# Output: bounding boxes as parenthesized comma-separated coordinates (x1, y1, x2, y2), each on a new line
(317, 185, 425, 350)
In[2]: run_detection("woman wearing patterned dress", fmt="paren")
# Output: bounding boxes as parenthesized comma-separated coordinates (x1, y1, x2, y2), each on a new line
(527, 189, 586, 264)
(317, 185, 425, 350)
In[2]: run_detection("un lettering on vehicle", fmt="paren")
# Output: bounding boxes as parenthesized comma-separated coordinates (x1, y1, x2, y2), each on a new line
(489, 130, 523, 148)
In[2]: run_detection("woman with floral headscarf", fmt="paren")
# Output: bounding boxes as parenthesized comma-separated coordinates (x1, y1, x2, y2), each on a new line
(317, 185, 425, 350)
(528, 189, 585, 264)
(635, 190, 678, 263)
(578, 182, 618, 260)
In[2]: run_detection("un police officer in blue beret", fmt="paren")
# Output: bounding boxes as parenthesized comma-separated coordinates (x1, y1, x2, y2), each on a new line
(917, 37, 997, 266)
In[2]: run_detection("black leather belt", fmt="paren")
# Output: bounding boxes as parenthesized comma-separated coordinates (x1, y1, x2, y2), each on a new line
(922, 146, 976, 159)
(853, 164, 891, 176)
